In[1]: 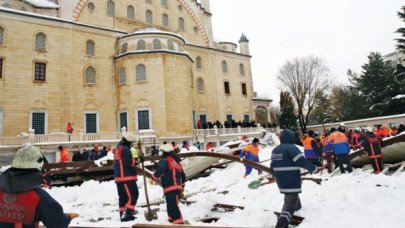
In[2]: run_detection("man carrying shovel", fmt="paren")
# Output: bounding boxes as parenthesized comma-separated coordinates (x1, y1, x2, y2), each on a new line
(152, 144, 186, 224)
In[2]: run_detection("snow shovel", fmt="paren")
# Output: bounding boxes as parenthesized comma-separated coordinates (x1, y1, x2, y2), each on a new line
(141, 160, 158, 221)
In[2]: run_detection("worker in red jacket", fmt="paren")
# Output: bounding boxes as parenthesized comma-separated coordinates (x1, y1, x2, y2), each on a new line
(359, 127, 384, 174)
(153, 144, 186, 224)
(114, 133, 141, 222)
(0, 144, 78, 228)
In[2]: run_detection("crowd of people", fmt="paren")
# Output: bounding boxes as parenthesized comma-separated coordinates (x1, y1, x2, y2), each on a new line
(56, 144, 112, 163)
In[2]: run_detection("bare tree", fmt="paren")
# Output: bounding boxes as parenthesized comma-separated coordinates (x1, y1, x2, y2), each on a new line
(277, 56, 329, 133)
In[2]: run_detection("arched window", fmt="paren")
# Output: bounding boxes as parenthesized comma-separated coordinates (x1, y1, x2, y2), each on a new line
(121, 42, 128, 53)
(137, 39, 146, 50)
(161, 0, 168, 7)
(136, 64, 146, 81)
(196, 56, 202, 69)
(178, 17, 185, 31)
(119, 67, 126, 85)
(162, 14, 169, 27)
(85, 66, 96, 84)
(167, 40, 174, 50)
(35, 32, 46, 51)
(146, 10, 153, 24)
(197, 78, 205, 92)
(239, 63, 245, 75)
(0, 26, 4, 45)
(87, 2, 95, 12)
(127, 5, 135, 19)
(153, 39, 161, 50)
(107, 0, 115, 17)
(86, 40, 95, 56)
(222, 60, 228, 73)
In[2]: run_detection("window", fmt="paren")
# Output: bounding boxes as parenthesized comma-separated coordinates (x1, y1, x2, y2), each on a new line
(178, 17, 185, 31)
(121, 42, 128, 53)
(118, 67, 126, 85)
(146, 10, 153, 24)
(137, 109, 150, 130)
(86, 40, 95, 56)
(162, 14, 169, 27)
(85, 66, 96, 84)
(167, 40, 174, 50)
(222, 60, 228, 73)
(35, 32, 46, 51)
(0, 26, 4, 45)
(153, 39, 161, 50)
(224, 81, 230, 94)
(127, 5, 135, 19)
(241, 83, 247, 95)
(226, 114, 233, 125)
(31, 112, 46, 134)
(119, 112, 128, 130)
(199, 114, 207, 126)
(2, 3, 11, 8)
(197, 78, 205, 92)
(193, 26, 198, 34)
(244, 114, 250, 124)
(0, 58, 3, 79)
(85, 113, 98, 133)
(137, 39, 146, 50)
(161, 0, 168, 7)
(146, 0, 152, 3)
(178, 5, 182, 11)
(136, 64, 146, 81)
(20, 7, 27, 11)
(34, 62, 46, 81)
(196, 56, 202, 69)
(87, 2, 95, 12)
(107, 0, 115, 17)
(239, 63, 245, 75)
(0, 111, 3, 137)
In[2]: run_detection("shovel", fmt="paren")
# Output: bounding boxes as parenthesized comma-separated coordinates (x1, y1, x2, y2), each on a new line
(141, 160, 158, 221)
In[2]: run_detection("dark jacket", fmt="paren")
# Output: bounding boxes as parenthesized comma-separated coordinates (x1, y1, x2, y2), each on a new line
(153, 154, 186, 194)
(114, 141, 138, 183)
(271, 129, 317, 194)
(0, 168, 70, 228)
(360, 132, 382, 158)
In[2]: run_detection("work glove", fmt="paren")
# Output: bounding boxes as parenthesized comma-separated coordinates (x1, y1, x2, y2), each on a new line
(65, 213, 79, 220)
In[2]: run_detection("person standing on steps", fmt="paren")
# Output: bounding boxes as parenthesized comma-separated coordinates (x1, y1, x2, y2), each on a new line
(0, 144, 78, 228)
(152, 144, 186, 225)
(114, 133, 141, 222)
(270, 129, 319, 228)
(240, 138, 262, 178)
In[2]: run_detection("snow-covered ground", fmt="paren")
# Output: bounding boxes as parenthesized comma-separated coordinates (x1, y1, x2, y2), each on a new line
(46, 144, 405, 228)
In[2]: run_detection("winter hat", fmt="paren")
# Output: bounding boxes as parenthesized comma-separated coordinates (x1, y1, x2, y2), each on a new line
(123, 133, 138, 142)
(330, 127, 336, 132)
(339, 123, 346, 127)
(308, 130, 315, 137)
(160, 144, 174, 153)
(252, 138, 259, 144)
(11, 144, 44, 171)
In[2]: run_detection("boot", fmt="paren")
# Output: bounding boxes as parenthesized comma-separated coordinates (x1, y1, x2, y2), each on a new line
(121, 209, 136, 222)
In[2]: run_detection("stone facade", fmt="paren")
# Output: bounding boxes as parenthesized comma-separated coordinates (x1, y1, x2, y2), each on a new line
(0, 0, 254, 137)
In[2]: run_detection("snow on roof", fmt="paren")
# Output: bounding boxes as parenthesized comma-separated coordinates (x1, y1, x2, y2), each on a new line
(392, 94, 405, 100)
(22, 0, 60, 8)
(126, 28, 186, 43)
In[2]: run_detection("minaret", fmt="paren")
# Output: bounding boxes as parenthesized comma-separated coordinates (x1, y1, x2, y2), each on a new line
(239, 33, 250, 55)
(200, 0, 211, 13)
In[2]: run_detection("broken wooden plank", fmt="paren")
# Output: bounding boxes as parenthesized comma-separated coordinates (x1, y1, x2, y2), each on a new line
(211, 203, 244, 212)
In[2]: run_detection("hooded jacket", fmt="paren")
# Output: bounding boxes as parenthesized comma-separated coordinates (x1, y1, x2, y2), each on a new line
(270, 129, 316, 194)
(0, 168, 70, 228)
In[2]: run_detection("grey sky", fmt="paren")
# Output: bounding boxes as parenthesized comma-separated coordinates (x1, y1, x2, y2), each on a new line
(210, 0, 404, 104)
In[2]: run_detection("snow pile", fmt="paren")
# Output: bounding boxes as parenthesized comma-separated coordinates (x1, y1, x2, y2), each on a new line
(45, 145, 405, 227)
(23, 0, 59, 8)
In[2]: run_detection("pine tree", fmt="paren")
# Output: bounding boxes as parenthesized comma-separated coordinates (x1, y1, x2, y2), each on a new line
(396, 6, 405, 53)
(349, 52, 399, 115)
(278, 91, 297, 130)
